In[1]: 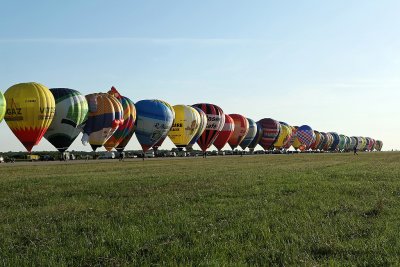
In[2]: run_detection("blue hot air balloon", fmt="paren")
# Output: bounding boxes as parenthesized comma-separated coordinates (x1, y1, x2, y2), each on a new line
(328, 132, 340, 151)
(135, 100, 174, 152)
(239, 118, 257, 150)
(247, 122, 263, 152)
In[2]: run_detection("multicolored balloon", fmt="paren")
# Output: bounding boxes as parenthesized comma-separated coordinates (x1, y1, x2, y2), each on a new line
(274, 123, 292, 149)
(328, 132, 340, 151)
(135, 99, 174, 152)
(228, 114, 249, 150)
(248, 122, 263, 151)
(375, 140, 383, 151)
(257, 118, 281, 150)
(44, 88, 88, 152)
(192, 103, 225, 152)
(186, 107, 207, 150)
(104, 87, 136, 151)
(239, 118, 257, 150)
(168, 105, 201, 149)
(283, 125, 297, 150)
(4, 82, 55, 152)
(310, 131, 322, 150)
(213, 114, 234, 151)
(295, 125, 314, 150)
(317, 132, 328, 151)
(324, 133, 334, 151)
(82, 93, 124, 151)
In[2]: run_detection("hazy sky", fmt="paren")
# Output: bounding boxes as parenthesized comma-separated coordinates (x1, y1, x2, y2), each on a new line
(1, 0, 399, 152)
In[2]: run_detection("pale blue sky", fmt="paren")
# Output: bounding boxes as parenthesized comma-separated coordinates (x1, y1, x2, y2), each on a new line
(0, 0, 399, 152)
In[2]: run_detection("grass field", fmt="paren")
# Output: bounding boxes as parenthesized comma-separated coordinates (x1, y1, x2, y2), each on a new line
(0, 152, 399, 266)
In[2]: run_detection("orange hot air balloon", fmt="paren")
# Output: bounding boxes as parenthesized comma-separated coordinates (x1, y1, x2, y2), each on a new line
(104, 87, 136, 151)
(4, 82, 55, 152)
(227, 114, 249, 150)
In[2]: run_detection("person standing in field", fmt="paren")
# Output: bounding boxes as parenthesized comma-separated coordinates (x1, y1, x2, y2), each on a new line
(353, 145, 358, 155)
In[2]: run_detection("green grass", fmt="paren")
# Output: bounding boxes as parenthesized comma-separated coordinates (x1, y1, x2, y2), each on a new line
(0, 152, 399, 266)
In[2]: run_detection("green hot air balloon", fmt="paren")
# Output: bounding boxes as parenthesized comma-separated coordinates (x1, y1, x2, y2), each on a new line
(44, 88, 88, 152)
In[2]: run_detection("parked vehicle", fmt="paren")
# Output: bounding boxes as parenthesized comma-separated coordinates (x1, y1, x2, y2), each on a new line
(144, 151, 155, 158)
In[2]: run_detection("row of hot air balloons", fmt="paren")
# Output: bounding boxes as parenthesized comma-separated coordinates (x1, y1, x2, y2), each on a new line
(0, 82, 383, 154)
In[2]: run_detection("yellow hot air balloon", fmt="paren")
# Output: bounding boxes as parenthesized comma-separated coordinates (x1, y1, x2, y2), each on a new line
(4, 82, 55, 152)
(274, 124, 292, 149)
(168, 105, 201, 150)
(0, 91, 6, 123)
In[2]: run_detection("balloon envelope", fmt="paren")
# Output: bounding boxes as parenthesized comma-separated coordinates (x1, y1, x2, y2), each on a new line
(152, 100, 175, 150)
(213, 114, 234, 151)
(296, 125, 314, 149)
(104, 87, 136, 151)
(310, 131, 322, 150)
(274, 123, 292, 149)
(328, 132, 340, 151)
(4, 82, 55, 152)
(248, 122, 263, 150)
(192, 103, 225, 152)
(0, 91, 5, 123)
(168, 105, 201, 149)
(239, 118, 257, 150)
(186, 107, 207, 150)
(257, 118, 281, 150)
(338, 134, 347, 151)
(82, 93, 124, 151)
(135, 100, 174, 152)
(228, 114, 249, 150)
(44, 88, 88, 152)
(283, 126, 297, 149)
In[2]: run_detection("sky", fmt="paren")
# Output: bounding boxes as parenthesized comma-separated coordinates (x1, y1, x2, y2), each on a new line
(0, 0, 399, 152)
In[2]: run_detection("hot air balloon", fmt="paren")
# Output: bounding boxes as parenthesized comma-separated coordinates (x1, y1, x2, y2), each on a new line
(258, 118, 281, 151)
(318, 132, 328, 151)
(151, 100, 175, 152)
(227, 114, 249, 150)
(239, 118, 257, 150)
(192, 103, 225, 152)
(4, 82, 55, 152)
(310, 131, 322, 151)
(338, 134, 347, 151)
(248, 122, 263, 152)
(344, 136, 352, 151)
(168, 105, 201, 150)
(375, 140, 383, 151)
(367, 138, 376, 151)
(274, 123, 292, 150)
(361, 137, 368, 151)
(116, 131, 135, 152)
(104, 87, 136, 151)
(135, 100, 174, 152)
(213, 114, 234, 151)
(0, 91, 5, 123)
(283, 125, 297, 150)
(186, 107, 207, 150)
(82, 93, 124, 151)
(328, 132, 340, 151)
(349, 136, 358, 150)
(295, 125, 314, 151)
(322, 133, 332, 151)
(44, 88, 88, 152)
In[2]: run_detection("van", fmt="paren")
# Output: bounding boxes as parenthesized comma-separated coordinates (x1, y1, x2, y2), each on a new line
(144, 151, 155, 158)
